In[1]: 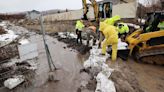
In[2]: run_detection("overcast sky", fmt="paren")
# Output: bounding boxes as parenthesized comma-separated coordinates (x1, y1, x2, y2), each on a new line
(0, 0, 152, 13)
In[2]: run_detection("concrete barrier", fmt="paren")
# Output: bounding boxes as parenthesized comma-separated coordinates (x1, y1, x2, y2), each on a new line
(44, 7, 94, 21)
(112, 2, 137, 18)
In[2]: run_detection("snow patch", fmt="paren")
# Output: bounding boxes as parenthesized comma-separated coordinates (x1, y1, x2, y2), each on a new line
(0, 29, 18, 42)
(19, 39, 30, 45)
(4, 75, 25, 89)
(0, 22, 18, 47)
(58, 32, 77, 39)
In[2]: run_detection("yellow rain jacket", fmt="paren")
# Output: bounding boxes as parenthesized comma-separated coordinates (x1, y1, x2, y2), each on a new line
(75, 20, 85, 30)
(104, 15, 121, 25)
(99, 22, 118, 61)
(117, 23, 129, 34)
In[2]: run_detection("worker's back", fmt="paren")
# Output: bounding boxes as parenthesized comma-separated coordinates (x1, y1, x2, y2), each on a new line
(99, 22, 118, 43)
(88, 26, 97, 32)
(103, 25, 118, 39)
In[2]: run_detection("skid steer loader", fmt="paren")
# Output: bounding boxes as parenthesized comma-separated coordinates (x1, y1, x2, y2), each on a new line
(126, 11, 164, 65)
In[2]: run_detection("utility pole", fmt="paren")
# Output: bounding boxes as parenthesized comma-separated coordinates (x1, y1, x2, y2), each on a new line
(28, 10, 58, 81)
(39, 13, 57, 71)
(39, 14, 53, 71)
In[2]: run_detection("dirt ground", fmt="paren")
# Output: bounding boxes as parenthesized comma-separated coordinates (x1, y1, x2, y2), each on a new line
(126, 59, 164, 92)
(49, 32, 92, 55)
(0, 26, 6, 34)
(18, 20, 75, 33)
(106, 58, 164, 92)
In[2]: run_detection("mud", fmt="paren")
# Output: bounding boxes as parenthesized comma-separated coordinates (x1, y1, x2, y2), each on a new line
(127, 59, 164, 92)
(50, 32, 145, 92)
(141, 55, 164, 65)
(50, 32, 92, 55)
(0, 43, 19, 61)
(0, 61, 35, 88)
(0, 67, 14, 87)
(78, 70, 97, 92)
(110, 62, 144, 92)
(0, 26, 6, 35)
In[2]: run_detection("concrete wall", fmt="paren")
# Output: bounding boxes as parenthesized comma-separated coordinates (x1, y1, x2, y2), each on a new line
(43, 7, 94, 21)
(112, 2, 137, 18)
(44, 2, 138, 21)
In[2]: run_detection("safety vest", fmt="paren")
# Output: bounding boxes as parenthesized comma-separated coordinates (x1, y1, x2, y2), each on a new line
(117, 23, 129, 34)
(158, 21, 164, 30)
(75, 20, 85, 30)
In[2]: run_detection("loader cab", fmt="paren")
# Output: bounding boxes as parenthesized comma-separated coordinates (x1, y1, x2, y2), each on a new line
(98, 1, 112, 19)
(144, 11, 164, 32)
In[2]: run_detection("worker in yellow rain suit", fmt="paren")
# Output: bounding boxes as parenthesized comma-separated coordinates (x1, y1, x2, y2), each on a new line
(104, 15, 121, 25)
(98, 15, 121, 47)
(75, 20, 85, 44)
(99, 22, 118, 61)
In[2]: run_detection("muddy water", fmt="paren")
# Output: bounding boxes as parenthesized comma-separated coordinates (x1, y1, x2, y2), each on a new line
(127, 59, 164, 92)
(30, 34, 90, 92)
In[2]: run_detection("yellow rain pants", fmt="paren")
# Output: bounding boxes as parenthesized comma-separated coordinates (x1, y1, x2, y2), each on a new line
(100, 22, 118, 61)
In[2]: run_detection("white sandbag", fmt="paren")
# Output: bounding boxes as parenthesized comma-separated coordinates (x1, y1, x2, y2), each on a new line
(19, 39, 29, 45)
(95, 72, 116, 92)
(117, 39, 128, 50)
(101, 63, 114, 77)
(83, 46, 109, 69)
(83, 45, 116, 92)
